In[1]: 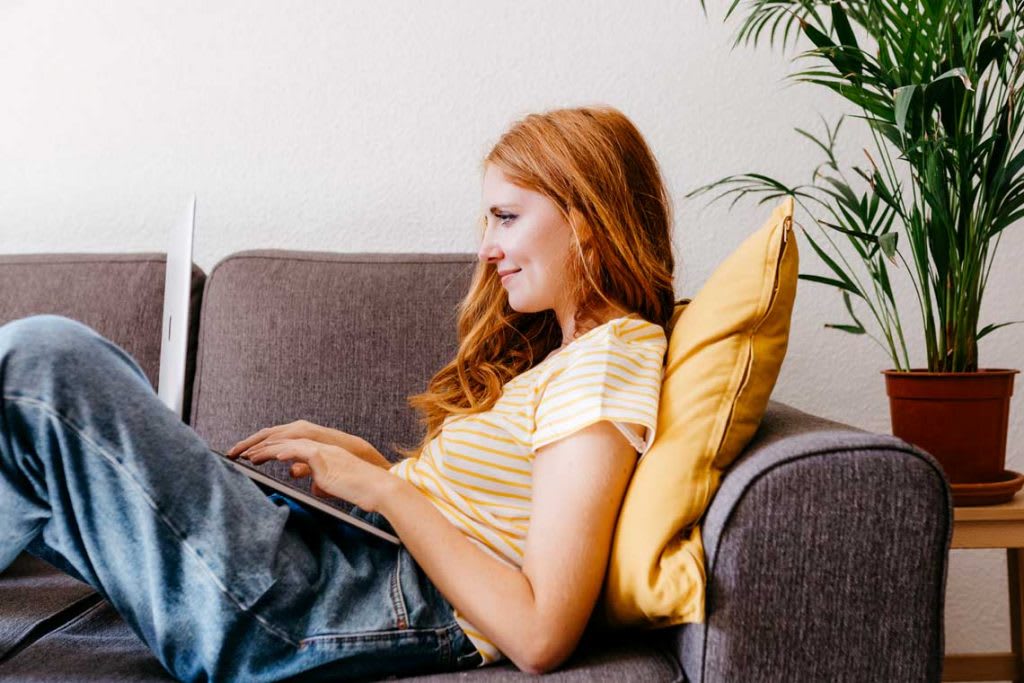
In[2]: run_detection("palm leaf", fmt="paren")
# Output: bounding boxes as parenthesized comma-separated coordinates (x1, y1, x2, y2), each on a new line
(978, 320, 1024, 340)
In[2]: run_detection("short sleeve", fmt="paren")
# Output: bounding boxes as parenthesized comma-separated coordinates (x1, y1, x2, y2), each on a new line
(531, 332, 665, 458)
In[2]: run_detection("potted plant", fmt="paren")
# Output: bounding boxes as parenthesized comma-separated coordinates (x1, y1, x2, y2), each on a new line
(689, 0, 1023, 504)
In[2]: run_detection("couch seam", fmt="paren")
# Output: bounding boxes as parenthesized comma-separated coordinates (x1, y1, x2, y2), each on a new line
(652, 631, 687, 683)
(0, 256, 166, 266)
(182, 270, 206, 427)
(212, 252, 477, 269)
(0, 591, 105, 664)
(190, 273, 212, 429)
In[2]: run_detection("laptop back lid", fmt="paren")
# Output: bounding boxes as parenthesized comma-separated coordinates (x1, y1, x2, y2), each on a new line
(157, 196, 196, 419)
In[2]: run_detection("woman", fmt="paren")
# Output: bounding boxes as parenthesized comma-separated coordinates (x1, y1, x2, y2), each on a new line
(0, 105, 675, 681)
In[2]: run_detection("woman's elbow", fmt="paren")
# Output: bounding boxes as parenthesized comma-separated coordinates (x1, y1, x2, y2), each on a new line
(523, 632, 575, 675)
(524, 657, 560, 676)
(518, 653, 556, 676)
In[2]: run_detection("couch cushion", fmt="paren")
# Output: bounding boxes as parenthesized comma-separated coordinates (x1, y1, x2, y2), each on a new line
(601, 197, 798, 628)
(0, 253, 205, 423)
(0, 553, 101, 662)
(399, 628, 684, 681)
(190, 251, 475, 466)
(0, 598, 683, 682)
(0, 599, 175, 681)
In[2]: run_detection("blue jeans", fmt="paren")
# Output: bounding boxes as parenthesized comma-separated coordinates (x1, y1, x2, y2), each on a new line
(0, 315, 482, 681)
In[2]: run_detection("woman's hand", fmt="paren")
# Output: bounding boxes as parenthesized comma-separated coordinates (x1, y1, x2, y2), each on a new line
(227, 419, 390, 469)
(232, 437, 391, 513)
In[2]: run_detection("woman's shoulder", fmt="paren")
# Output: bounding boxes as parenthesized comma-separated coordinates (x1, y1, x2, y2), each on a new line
(543, 314, 666, 376)
(572, 313, 667, 355)
(507, 314, 666, 389)
(606, 313, 667, 344)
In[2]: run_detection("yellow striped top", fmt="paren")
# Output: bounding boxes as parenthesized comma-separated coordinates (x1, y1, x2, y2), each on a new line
(387, 313, 667, 666)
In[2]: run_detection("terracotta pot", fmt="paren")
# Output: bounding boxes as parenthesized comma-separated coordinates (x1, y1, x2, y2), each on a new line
(882, 369, 1019, 484)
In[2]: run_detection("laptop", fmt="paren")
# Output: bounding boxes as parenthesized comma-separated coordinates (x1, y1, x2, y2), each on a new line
(213, 450, 401, 545)
(156, 195, 195, 419)
(156, 196, 401, 546)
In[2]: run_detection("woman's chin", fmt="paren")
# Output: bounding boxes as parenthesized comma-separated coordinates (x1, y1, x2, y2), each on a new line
(506, 298, 545, 314)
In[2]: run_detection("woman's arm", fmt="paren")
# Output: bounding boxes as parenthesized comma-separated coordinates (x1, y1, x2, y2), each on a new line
(375, 419, 637, 674)
(377, 475, 543, 672)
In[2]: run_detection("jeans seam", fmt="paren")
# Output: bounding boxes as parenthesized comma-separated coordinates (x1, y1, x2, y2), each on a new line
(297, 621, 462, 649)
(439, 619, 455, 667)
(4, 394, 301, 649)
(389, 550, 410, 630)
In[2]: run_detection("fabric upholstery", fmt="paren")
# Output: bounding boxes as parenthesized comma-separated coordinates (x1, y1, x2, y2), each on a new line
(601, 197, 798, 628)
(398, 627, 684, 682)
(0, 253, 205, 424)
(0, 597, 684, 682)
(0, 600, 180, 682)
(189, 251, 477, 484)
(0, 553, 101, 662)
(660, 400, 950, 682)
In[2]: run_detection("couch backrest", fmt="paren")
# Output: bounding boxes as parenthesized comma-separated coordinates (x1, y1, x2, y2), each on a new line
(190, 250, 476, 462)
(0, 253, 205, 422)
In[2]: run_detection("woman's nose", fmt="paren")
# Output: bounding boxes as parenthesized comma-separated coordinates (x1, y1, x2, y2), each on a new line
(477, 232, 503, 263)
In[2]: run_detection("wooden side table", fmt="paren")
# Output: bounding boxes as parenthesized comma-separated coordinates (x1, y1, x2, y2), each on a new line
(944, 492, 1024, 682)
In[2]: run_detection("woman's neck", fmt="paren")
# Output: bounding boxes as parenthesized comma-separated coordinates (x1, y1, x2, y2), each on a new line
(559, 305, 631, 346)
(546, 307, 634, 361)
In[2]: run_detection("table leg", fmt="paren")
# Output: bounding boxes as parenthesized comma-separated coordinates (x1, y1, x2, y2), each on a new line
(1008, 548, 1024, 682)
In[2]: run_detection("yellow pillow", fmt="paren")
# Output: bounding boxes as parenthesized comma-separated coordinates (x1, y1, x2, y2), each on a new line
(599, 196, 799, 629)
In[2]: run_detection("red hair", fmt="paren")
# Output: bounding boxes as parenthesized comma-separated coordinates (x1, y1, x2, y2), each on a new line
(394, 105, 676, 459)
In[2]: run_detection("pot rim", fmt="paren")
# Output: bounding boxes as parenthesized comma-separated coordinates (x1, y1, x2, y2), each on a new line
(881, 368, 1020, 377)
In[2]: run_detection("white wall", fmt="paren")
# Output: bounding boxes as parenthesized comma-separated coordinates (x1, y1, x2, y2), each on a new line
(2, 0, 1021, 672)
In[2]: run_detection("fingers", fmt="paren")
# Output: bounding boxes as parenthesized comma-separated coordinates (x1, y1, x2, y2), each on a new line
(286, 459, 322, 498)
(228, 424, 294, 457)
(249, 445, 331, 499)
(227, 420, 314, 457)
(244, 439, 315, 466)
(245, 443, 282, 465)
(227, 427, 272, 457)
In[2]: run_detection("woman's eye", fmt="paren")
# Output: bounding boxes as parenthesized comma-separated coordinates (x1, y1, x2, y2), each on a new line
(497, 213, 517, 226)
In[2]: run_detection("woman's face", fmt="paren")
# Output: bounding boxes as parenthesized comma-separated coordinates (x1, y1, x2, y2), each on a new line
(477, 163, 573, 315)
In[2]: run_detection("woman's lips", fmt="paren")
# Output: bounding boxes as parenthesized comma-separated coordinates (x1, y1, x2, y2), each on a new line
(501, 270, 520, 284)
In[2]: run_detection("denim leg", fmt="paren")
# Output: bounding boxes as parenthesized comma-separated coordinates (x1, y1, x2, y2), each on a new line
(0, 315, 480, 681)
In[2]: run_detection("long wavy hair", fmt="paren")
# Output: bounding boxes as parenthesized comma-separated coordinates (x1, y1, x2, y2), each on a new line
(394, 105, 677, 460)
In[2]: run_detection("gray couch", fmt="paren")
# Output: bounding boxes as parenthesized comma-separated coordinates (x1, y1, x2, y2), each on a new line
(0, 250, 953, 682)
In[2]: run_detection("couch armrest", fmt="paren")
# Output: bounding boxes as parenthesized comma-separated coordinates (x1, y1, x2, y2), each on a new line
(657, 400, 952, 683)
